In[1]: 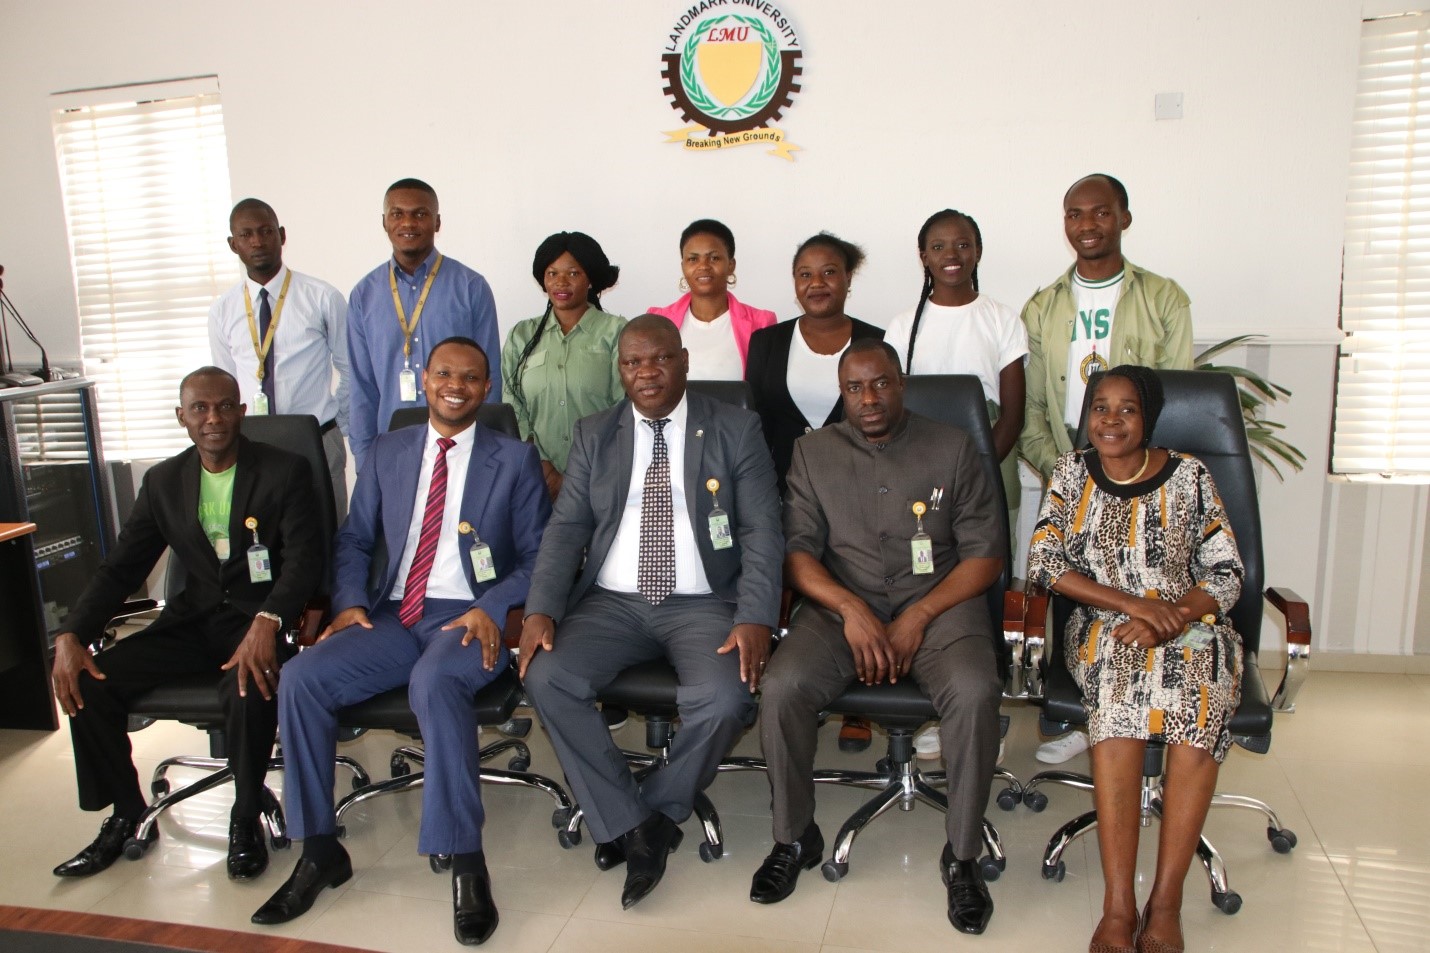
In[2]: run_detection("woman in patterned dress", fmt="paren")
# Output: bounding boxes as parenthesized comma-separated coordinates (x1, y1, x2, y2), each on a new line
(1027, 366, 1244, 953)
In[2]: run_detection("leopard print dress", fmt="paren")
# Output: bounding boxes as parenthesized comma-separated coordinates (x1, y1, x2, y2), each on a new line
(1027, 450, 1244, 761)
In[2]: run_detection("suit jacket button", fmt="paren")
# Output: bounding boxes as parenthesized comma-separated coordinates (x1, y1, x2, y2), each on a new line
(883, 576, 894, 587)
(803, 427, 812, 433)
(879, 532, 888, 541)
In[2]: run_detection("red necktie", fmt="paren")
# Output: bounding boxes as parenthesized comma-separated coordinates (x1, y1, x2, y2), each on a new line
(398, 436, 455, 627)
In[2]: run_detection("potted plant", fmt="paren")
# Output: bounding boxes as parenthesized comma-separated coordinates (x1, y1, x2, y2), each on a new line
(1195, 335, 1306, 479)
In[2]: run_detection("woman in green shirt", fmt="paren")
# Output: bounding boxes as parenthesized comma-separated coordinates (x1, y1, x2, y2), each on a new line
(501, 231, 625, 501)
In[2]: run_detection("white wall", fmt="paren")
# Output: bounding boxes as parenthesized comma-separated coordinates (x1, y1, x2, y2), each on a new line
(2, 0, 1418, 656)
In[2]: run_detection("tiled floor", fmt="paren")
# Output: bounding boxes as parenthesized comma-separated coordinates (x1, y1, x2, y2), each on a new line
(2, 669, 1427, 952)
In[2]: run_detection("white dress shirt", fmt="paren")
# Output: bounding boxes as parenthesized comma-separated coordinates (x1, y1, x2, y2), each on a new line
(596, 395, 713, 595)
(208, 265, 351, 428)
(390, 423, 476, 603)
(785, 323, 845, 428)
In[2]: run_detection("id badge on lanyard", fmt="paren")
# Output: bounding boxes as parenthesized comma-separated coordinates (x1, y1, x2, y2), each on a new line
(244, 517, 273, 583)
(459, 521, 497, 582)
(705, 478, 732, 550)
(911, 501, 933, 575)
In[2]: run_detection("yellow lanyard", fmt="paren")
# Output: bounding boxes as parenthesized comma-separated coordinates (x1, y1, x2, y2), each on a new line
(389, 254, 445, 364)
(242, 270, 293, 383)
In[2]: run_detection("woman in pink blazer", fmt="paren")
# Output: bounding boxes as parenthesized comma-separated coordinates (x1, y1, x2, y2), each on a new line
(648, 219, 776, 380)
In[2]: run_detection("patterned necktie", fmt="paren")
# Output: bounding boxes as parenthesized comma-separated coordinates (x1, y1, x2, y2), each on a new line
(398, 436, 455, 626)
(257, 288, 277, 411)
(637, 418, 675, 605)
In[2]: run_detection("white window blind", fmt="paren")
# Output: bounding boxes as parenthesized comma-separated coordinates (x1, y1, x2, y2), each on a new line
(51, 77, 233, 460)
(1335, 15, 1430, 480)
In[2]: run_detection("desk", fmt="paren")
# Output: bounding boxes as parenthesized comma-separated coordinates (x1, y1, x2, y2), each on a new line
(0, 522, 58, 730)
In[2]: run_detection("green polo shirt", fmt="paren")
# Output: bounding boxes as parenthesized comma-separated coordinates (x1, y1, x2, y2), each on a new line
(198, 464, 236, 558)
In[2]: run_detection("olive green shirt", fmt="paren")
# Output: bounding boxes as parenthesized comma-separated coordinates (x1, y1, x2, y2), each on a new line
(1019, 260, 1193, 479)
(500, 307, 626, 472)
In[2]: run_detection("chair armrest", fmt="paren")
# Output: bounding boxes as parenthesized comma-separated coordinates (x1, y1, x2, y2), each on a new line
(292, 596, 331, 648)
(1024, 582, 1050, 641)
(505, 606, 524, 649)
(1264, 586, 1312, 713)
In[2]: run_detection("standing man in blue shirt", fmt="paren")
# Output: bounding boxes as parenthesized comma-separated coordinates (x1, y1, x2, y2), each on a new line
(347, 178, 502, 472)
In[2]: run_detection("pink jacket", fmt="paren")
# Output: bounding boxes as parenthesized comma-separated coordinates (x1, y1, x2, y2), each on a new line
(646, 292, 777, 374)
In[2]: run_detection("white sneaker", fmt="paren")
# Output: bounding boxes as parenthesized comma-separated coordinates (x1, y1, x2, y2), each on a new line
(914, 727, 941, 760)
(1035, 731, 1090, 764)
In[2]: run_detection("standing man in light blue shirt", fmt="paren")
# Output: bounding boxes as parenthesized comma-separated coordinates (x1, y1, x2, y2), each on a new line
(209, 198, 351, 515)
(347, 178, 502, 472)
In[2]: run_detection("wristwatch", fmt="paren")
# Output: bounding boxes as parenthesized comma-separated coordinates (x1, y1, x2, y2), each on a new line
(255, 611, 283, 627)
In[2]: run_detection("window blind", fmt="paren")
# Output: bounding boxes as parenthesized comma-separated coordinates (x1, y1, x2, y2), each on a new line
(51, 77, 233, 460)
(1335, 15, 1430, 479)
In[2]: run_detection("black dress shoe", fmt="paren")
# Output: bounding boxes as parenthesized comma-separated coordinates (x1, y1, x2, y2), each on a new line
(941, 843, 993, 935)
(53, 815, 156, 878)
(620, 812, 683, 910)
(750, 822, 823, 904)
(594, 840, 626, 871)
(227, 818, 269, 881)
(453, 871, 500, 945)
(251, 848, 353, 925)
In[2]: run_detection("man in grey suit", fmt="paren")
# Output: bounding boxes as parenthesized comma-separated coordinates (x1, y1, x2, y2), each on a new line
(519, 313, 782, 910)
(751, 340, 1004, 935)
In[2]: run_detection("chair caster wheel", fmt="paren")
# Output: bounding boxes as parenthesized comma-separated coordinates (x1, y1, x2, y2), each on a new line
(821, 860, 848, 882)
(557, 828, 582, 849)
(389, 755, 411, 778)
(335, 825, 347, 839)
(122, 836, 150, 861)
(150, 779, 170, 797)
(551, 807, 573, 829)
(1268, 827, 1297, 853)
(979, 856, 1003, 882)
(508, 756, 530, 772)
(1023, 790, 1049, 812)
(1041, 861, 1065, 882)
(698, 840, 722, 862)
(1213, 890, 1242, 915)
(351, 775, 367, 792)
(995, 788, 1019, 812)
(875, 757, 891, 774)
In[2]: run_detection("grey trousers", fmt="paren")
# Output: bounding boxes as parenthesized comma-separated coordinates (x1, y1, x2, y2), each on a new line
(759, 602, 1001, 859)
(523, 588, 757, 844)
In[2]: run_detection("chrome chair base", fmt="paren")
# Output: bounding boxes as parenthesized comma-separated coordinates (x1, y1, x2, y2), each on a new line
(1030, 770, 1296, 915)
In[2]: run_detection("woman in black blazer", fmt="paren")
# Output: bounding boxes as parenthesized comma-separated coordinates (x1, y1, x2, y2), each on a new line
(746, 232, 884, 495)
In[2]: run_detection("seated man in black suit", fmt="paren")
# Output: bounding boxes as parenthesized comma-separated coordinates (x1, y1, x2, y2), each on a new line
(49, 366, 321, 882)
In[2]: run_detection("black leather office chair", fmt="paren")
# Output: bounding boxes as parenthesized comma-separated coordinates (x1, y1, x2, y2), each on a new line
(329, 401, 573, 868)
(553, 380, 758, 861)
(1021, 370, 1309, 914)
(120, 413, 343, 859)
(778, 375, 1020, 884)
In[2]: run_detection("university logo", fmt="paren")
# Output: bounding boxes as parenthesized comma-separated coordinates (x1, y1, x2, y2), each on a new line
(660, 3, 803, 160)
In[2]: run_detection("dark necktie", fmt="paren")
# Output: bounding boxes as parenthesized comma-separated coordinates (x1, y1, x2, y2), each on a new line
(257, 288, 277, 412)
(398, 436, 455, 626)
(637, 418, 675, 604)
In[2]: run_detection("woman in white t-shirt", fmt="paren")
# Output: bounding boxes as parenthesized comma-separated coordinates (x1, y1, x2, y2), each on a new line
(647, 219, 776, 380)
(885, 209, 1028, 514)
(884, 209, 1028, 763)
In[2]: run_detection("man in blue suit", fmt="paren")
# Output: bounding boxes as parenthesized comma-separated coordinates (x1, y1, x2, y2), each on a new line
(252, 337, 549, 946)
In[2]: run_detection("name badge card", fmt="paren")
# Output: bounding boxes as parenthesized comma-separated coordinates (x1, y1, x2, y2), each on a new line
(252, 392, 269, 416)
(911, 501, 933, 575)
(459, 521, 497, 582)
(399, 366, 418, 403)
(244, 516, 273, 583)
(1175, 614, 1218, 650)
(705, 478, 732, 550)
